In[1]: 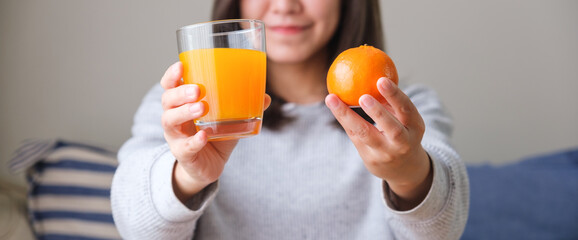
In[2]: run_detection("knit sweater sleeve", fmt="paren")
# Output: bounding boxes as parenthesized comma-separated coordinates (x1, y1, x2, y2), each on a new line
(382, 84, 470, 240)
(111, 84, 218, 239)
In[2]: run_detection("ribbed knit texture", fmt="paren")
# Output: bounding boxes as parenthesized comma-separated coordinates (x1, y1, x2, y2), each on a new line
(111, 83, 469, 240)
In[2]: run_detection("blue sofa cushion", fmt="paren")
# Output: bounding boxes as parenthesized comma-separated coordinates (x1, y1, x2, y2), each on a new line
(463, 148, 578, 239)
(10, 139, 121, 240)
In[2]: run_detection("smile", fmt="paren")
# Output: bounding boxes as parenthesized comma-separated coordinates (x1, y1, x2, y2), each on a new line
(268, 25, 310, 35)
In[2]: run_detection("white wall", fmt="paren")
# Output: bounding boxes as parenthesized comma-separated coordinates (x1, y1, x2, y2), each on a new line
(381, 0, 578, 164)
(0, 0, 213, 185)
(1, 0, 577, 185)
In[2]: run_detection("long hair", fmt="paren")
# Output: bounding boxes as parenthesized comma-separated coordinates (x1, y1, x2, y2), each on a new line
(212, 0, 385, 130)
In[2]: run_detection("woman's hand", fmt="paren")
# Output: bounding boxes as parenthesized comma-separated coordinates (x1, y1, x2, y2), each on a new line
(325, 77, 432, 210)
(160, 62, 270, 203)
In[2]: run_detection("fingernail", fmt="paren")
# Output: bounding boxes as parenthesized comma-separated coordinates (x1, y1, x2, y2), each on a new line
(172, 62, 181, 76)
(378, 77, 387, 89)
(382, 77, 395, 90)
(189, 103, 202, 114)
(360, 95, 375, 108)
(325, 95, 339, 109)
(185, 85, 197, 98)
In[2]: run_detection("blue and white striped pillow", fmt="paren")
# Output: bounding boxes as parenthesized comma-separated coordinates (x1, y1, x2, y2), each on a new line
(11, 139, 121, 240)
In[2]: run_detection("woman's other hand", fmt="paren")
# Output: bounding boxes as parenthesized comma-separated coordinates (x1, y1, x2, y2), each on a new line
(325, 77, 432, 210)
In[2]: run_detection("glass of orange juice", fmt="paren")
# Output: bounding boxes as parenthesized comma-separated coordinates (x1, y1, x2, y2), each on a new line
(177, 19, 266, 141)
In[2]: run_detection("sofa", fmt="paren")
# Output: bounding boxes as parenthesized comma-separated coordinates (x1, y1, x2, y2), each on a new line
(2, 138, 577, 239)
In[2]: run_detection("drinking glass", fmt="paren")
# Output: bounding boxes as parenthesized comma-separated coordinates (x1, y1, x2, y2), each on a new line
(177, 19, 266, 141)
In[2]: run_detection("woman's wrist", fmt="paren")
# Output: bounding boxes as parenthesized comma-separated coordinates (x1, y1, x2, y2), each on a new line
(172, 161, 211, 204)
(386, 149, 433, 210)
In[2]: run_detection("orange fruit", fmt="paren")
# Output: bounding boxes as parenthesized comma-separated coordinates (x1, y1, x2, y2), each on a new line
(327, 45, 398, 107)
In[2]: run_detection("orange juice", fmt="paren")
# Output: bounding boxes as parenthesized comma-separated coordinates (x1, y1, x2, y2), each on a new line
(179, 48, 266, 140)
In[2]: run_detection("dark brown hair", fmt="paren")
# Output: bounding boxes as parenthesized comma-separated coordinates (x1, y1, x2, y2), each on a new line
(212, 0, 385, 130)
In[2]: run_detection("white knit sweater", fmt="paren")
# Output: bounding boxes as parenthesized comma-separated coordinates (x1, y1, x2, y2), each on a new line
(111, 83, 469, 240)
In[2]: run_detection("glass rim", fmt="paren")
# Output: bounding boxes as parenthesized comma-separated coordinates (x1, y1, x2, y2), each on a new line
(177, 19, 264, 34)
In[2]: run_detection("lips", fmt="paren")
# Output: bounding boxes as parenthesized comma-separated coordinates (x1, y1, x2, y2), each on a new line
(268, 25, 310, 35)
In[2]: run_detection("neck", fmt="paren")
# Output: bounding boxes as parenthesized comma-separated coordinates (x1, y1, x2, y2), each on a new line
(268, 49, 329, 104)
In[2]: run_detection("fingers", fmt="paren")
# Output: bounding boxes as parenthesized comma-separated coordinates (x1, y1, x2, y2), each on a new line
(376, 77, 420, 127)
(162, 84, 201, 110)
(359, 94, 408, 144)
(263, 94, 272, 110)
(359, 77, 425, 148)
(325, 94, 383, 148)
(169, 130, 209, 173)
(326, 78, 423, 150)
(169, 131, 208, 161)
(162, 102, 206, 136)
(160, 62, 203, 136)
(183, 130, 208, 155)
(161, 62, 183, 90)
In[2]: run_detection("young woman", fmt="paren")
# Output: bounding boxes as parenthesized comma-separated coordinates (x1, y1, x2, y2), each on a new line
(111, 0, 469, 239)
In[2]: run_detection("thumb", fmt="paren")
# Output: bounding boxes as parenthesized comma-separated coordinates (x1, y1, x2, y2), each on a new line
(263, 94, 272, 110)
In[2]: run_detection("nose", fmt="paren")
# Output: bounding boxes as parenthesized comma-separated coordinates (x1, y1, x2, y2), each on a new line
(271, 0, 302, 14)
